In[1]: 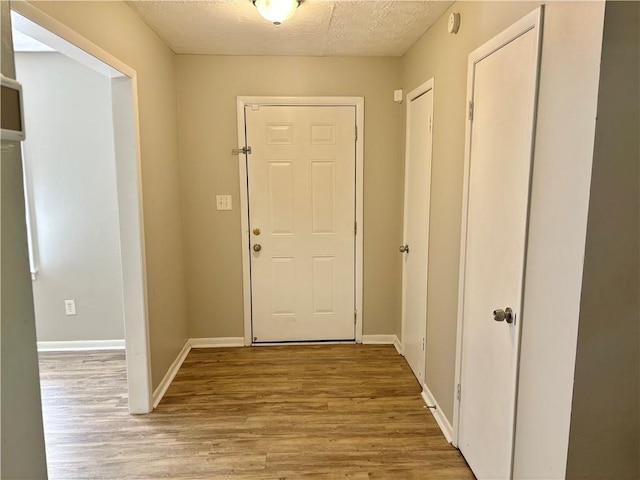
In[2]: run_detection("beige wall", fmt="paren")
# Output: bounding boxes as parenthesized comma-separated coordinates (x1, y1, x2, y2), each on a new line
(27, 1, 188, 389)
(400, 0, 539, 425)
(566, 2, 640, 478)
(1, 2, 48, 477)
(175, 55, 403, 338)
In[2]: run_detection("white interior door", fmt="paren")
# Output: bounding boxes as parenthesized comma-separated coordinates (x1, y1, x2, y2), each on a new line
(457, 9, 542, 479)
(401, 82, 434, 384)
(246, 105, 356, 342)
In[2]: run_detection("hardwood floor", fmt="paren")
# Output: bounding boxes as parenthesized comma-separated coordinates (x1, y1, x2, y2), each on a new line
(39, 345, 473, 479)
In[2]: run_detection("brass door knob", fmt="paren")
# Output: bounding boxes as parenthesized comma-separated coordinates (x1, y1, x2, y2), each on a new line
(253, 244, 262, 252)
(253, 227, 261, 236)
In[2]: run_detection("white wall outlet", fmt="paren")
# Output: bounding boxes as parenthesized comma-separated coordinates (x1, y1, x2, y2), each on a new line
(64, 299, 77, 316)
(216, 195, 232, 211)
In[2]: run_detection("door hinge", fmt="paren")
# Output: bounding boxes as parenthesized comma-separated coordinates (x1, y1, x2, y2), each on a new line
(355, 125, 358, 141)
(354, 221, 357, 235)
(429, 116, 432, 132)
(231, 146, 252, 155)
(354, 309, 357, 323)
(457, 383, 461, 401)
(422, 338, 425, 351)
(468, 101, 474, 121)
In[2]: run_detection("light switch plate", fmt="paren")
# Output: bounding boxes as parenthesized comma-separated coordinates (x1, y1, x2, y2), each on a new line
(216, 195, 232, 211)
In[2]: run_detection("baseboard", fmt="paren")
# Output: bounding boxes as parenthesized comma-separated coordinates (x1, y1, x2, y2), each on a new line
(152, 340, 191, 409)
(362, 334, 396, 344)
(37, 339, 125, 351)
(393, 336, 403, 355)
(422, 385, 454, 444)
(189, 337, 245, 348)
(362, 334, 402, 355)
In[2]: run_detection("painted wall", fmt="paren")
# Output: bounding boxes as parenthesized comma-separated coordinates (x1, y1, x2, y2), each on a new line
(25, 0, 189, 389)
(16, 51, 125, 343)
(0, 2, 48, 477)
(565, 2, 640, 478)
(401, 1, 606, 477)
(175, 55, 403, 338)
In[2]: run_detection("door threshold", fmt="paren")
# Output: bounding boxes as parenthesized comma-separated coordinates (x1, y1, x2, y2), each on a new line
(252, 339, 356, 346)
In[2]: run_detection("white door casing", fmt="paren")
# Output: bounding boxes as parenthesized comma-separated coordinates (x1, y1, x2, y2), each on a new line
(401, 79, 434, 384)
(236, 97, 364, 345)
(454, 7, 543, 479)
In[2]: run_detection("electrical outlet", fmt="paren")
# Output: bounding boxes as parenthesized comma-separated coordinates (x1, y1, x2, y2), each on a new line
(64, 299, 77, 316)
(216, 195, 232, 211)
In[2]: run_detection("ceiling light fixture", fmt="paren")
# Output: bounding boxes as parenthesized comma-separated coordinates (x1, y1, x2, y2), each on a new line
(253, 0, 301, 25)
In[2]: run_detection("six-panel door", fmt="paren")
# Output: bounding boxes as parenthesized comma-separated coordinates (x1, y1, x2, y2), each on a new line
(246, 105, 356, 342)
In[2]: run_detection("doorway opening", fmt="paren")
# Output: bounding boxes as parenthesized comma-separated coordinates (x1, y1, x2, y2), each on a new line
(11, 4, 152, 414)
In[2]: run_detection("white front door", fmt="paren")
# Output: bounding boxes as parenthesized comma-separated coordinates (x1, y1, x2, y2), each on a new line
(245, 105, 356, 342)
(457, 8, 542, 479)
(401, 81, 434, 384)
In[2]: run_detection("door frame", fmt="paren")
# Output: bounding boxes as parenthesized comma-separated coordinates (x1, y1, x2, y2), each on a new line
(452, 6, 543, 450)
(11, 0, 153, 413)
(236, 96, 364, 346)
(400, 77, 435, 382)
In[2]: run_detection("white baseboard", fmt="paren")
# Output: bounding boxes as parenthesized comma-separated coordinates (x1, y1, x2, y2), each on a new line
(393, 336, 403, 355)
(362, 334, 402, 355)
(422, 385, 454, 444)
(152, 337, 246, 409)
(152, 340, 191, 408)
(37, 339, 125, 351)
(189, 337, 245, 348)
(362, 334, 396, 344)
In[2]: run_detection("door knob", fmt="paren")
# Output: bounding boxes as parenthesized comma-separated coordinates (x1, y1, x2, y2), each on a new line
(493, 307, 514, 324)
(253, 244, 262, 252)
(399, 245, 410, 253)
(252, 227, 261, 236)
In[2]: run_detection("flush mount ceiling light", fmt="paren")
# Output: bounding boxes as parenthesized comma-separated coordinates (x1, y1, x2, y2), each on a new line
(253, 0, 301, 25)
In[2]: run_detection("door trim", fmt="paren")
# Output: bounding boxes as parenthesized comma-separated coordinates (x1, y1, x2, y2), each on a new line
(400, 77, 435, 382)
(452, 5, 543, 453)
(236, 96, 364, 346)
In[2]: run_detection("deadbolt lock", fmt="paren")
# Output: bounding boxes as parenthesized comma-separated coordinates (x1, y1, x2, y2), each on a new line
(253, 244, 262, 252)
(253, 227, 261, 236)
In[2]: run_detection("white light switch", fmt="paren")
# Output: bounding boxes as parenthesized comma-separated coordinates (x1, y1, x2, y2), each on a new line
(65, 299, 77, 316)
(216, 195, 232, 211)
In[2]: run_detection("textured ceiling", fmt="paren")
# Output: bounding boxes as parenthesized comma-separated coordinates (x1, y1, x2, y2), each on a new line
(126, 0, 453, 56)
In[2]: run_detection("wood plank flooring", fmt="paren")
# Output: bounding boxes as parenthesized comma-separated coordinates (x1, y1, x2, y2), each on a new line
(39, 345, 473, 479)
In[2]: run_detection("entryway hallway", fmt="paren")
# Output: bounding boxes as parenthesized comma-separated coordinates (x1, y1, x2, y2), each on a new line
(39, 344, 473, 479)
